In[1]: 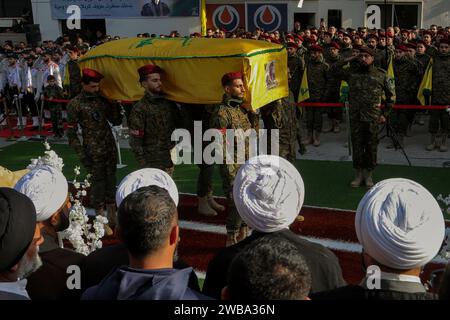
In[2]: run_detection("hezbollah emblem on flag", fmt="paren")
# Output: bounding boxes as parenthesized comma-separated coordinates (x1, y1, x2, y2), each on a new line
(298, 67, 310, 103)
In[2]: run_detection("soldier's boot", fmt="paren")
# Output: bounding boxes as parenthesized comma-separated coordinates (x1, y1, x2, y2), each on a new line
(207, 192, 225, 212)
(236, 225, 249, 243)
(363, 170, 374, 188)
(350, 170, 364, 188)
(333, 120, 341, 133)
(313, 130, 321, 147)
(426, 134, 437, 151)
(95, 208, 114, 237)
(298, 142, 307, 155)
(440, 134, 448, 152)
(197, 196, 218, 217)
(226, 232, 238, 247)
(322, 120, 333, 133)
(306, 130, 314, 145)
(106, 203, 117, 232)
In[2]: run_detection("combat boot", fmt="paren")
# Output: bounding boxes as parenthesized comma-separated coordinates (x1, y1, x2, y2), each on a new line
(333, 120, 341, 133)
(95, 208, 114, 236)
(313, 130, 321, 147)
(426, 134, 437, 151)
(440, 134, 448, 152)
(198, 196, 218, 217)
(363, 170, 374, 188)
(350, 170, 364, 188)
(306, 130, 313, 145)
(226, 232, 238, 247)
(207, 192, 225, 212)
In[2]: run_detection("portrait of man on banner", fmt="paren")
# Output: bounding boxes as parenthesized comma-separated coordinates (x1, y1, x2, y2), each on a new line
(141, 0, 171, 16)
(265, 61, 278, 89)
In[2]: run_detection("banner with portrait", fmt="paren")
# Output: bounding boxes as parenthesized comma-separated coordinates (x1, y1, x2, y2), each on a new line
(50, 0, 200, 19)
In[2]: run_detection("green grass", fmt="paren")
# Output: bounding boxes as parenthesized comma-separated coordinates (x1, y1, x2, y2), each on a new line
(2, 141, 449, 218)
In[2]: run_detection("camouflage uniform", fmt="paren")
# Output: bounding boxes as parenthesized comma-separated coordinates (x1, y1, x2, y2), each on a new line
(180, 103, 215, 198)
(325, 54, 344, 123)
(67, 91, 123, 210)
(391, 56, 423, 136)
(296, 45, 308, 59)
(261, 98, 297, 164)
(426, 45, 439, 58)
(332, 60, 395, 170)
(287, 51, 305, 153)
(416, 53, 431, 70)
(64, 60, 82, 98)
(43, 84, 65, 137)
(305, 57, 329, 134)
(209, 96, 252, 236)
(128, 92, 181, 176)
(429, 51, 450, 135)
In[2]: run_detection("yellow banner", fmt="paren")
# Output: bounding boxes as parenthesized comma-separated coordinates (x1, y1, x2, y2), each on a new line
(78, 38, 289, 110)
(298, 67, 309, 103)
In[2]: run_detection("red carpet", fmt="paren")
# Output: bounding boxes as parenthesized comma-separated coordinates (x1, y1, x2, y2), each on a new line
(0, 119, 58, 138)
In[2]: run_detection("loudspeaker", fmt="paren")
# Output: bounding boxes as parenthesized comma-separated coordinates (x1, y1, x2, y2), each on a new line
(24, 24, 42, 47)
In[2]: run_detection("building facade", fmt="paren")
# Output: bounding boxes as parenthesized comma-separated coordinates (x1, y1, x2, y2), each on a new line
(28, 0, 450, 41)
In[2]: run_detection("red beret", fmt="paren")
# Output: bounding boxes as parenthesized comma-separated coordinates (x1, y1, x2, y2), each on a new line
(82, 68, 104, 82)
(221, 71, 243, 86)
(329, 42, 340, 50)
(296, 35, 304, 42)
(422, 30, 433, 37)
(306, 37, 316, 43)
(309, 44, 323, 53)
(138, 64, 162, 81)
(272, 39, 281, 44)
(286, 34, 295, 40)
(367, 34, 379, 41)
(405, 43, 417, 49)
(395, 45, 409, 52)
(358, 46, 375, 56)
(440, 38, 450, 45)
(287, 42, 299, 49)
(386, 32, 394, 39)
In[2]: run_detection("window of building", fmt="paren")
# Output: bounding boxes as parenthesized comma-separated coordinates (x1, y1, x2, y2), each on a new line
(294, 12, 316, 29)
(328, 10, 342, 29)
(367, 2, 420, 29)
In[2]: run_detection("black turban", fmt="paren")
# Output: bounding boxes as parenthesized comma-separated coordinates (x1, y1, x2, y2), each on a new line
(0, 188, 37, 272)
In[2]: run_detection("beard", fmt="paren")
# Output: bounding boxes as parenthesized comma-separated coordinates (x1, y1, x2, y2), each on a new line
(17, 247, 43, 280)
(359, 63, 371, 72)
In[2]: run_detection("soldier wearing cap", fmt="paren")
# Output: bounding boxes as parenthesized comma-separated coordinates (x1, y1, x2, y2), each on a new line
(63, 45, 82, 98)
(304, 44, 329, 146)
(209, 71, 252, 246)
(388, 45, 422, 148)
(426, 38, 450, 152)
(66, 68, 122, 231)
(331, 46, 395, 188)
(324, 42, 343, 133)
(128, 64, 181, 176)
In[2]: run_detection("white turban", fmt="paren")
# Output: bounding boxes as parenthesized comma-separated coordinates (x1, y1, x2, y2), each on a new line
(233, 155, 305, 233)
(116, 168, 179, 207)
(14, 165, 68, 222)
(356, 178, 445, 270)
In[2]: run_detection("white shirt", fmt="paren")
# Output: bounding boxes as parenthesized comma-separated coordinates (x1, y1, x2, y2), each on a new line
(0, 279, 30, 299)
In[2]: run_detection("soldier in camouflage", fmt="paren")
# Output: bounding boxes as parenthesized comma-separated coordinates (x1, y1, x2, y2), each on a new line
(260, 98, 298, 164)
(332, 47, 395, 188)
(42, 75, 65, 138)
(128, 64, 181, 175)
(180, 103, 225, 217)
(427, 39, 450, 152)
(63, 46, 82, 98)
(340, 33, 354, 59)
(210, 71, 253, 246)
(388, 45, 422, 148)
(324, 42, 343, 133)
(66, 68, 123, 232)
(304, 45, 329, 146)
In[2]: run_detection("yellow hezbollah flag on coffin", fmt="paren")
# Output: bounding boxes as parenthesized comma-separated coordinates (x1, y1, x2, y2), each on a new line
(78, 38, 288, 110)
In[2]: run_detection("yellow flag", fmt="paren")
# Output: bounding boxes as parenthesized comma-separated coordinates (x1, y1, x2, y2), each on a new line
(63, 65, 70, 88)
(384, 56, 396, 102)
(298, 67, 310, 102)
(417, 58, 433, 106)
(201, 0, 207, 37)
(339, 81, 349, 102)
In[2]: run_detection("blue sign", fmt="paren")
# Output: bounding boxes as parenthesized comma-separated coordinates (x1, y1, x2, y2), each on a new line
(247, 3, 288, 32)
(50, 0, 200, 19)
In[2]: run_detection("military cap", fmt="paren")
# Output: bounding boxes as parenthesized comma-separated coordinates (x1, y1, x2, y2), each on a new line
(82, 68, 104, 82)
(287, 42, 299, 49)
(395, 45, 409, 52)
(309, 44, 323, 53)
(329, 42, 341, 50)
(221, 71, 243, 86)
(138, 64, 162, 82)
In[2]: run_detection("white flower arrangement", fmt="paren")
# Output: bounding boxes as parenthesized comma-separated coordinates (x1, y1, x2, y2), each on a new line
(27, 141, 64, 172)
(436, 194, 450, 260)
(60, 167, 108, 256)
